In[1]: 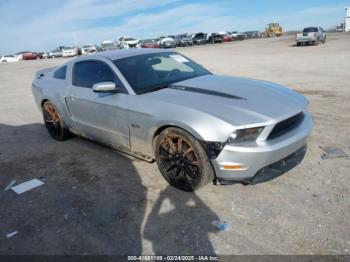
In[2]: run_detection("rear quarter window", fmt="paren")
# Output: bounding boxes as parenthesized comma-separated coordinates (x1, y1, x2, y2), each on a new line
(53, 66, 67, 80)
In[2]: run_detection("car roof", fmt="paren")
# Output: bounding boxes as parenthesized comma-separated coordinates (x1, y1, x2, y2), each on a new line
(88, 48, 172, 61)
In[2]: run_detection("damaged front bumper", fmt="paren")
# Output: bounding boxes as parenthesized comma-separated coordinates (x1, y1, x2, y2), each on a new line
(211, 112, 313, 181)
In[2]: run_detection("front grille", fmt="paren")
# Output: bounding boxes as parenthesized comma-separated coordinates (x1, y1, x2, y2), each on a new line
(268, 112, 305, 140)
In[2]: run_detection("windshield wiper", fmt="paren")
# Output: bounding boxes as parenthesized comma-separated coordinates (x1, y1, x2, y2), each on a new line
(139, 85, 169, 94)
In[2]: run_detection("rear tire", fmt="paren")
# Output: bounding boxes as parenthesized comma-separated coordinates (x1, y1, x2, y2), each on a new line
(155, 127, 215, 191)
(42, 101, 70, 141)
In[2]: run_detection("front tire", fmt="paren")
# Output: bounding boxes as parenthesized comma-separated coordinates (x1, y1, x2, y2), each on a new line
(155, 127, 215, 191)
(42, 101, 70, 141)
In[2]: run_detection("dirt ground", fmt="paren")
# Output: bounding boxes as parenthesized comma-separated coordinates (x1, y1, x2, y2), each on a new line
(0, 33, 349, 255)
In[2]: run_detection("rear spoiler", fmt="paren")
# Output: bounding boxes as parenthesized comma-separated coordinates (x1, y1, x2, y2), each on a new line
(35, 66, 57, 79)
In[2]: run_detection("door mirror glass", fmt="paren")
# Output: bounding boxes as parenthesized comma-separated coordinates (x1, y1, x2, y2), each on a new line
(92, 82, 119, 93)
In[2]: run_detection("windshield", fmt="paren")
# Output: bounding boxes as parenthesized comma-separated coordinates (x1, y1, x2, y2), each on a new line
(125, 38, 136, 41)
(113, 52, 211, 94)
(303, 27, 318, 33)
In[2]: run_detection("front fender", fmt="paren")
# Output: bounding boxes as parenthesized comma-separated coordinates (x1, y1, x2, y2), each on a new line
(127, 97, 235, 158)
(152, 120, 205, 141)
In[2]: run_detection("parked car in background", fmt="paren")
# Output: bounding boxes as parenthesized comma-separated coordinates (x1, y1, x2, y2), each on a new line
(336, 26, 344, 32)
(15, 51, 30, 60)
(101, 40, 119, 51)
(176, 34, 193, 47)
(32, 49, 313, 191)
(219, 32, 233, 42)
(192, 33, 207, 45)
(244, 31, 261, 39)
(167, 35, 176, 40)
(22, 52, 41, 60)
(1, 55, 21, 63)
(167, 35, 180, 46)
(118, 37, 139, 49)
(37, 52, 47, 59)
(159, 37, 177, 48)
(82, 44, 97, 54)
(48, 48, 63, 58)
(296, 27, 326, 46)
(335, 23, 344, 32)
(231, 31, 245, 41)
(207, 33, 224, 44)
(157, 36, 166, 42)
(62, 46, 78, 57)
(138, 39, 160, 48)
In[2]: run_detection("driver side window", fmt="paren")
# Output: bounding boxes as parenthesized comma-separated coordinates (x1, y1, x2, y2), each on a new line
(73, 60, 121, 89)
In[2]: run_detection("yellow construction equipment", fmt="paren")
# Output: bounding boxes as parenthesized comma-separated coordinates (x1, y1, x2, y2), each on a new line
(264, 23, 283, 37)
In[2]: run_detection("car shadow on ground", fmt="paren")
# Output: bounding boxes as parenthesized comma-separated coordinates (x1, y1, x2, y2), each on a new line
(290, 43, 317, 47)
(0, 123, 219, 255)
(144, 185, 219, 255)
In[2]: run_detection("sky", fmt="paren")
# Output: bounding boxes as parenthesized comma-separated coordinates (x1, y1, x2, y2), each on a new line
(0, 0, 348, 54)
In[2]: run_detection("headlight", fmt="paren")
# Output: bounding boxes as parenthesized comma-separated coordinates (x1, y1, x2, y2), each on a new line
(227, 127, 264, 143)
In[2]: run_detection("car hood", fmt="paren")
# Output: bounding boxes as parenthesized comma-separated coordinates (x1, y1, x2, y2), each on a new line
(145, 75, 308, 126)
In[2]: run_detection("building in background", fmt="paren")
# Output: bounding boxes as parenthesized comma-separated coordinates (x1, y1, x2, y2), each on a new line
(345, 7, 350, 32)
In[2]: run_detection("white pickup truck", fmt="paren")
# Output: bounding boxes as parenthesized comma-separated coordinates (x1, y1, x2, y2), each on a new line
(296, 27, 326, 46)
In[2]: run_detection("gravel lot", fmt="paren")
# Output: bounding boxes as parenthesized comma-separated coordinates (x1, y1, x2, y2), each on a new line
(0, 33, 349, 255)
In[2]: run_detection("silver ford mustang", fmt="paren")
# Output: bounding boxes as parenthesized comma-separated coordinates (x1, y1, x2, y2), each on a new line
(32, 49, 313, 191)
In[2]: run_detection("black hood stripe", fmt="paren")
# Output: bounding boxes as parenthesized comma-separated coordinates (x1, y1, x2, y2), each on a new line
(170, 85, 246, 100)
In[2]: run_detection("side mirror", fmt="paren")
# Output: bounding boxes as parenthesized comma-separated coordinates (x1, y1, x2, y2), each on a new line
(92, 82, 119, 93)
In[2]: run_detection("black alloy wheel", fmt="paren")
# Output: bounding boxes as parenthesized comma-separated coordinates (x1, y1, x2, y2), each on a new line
(155, 127, 215, 191)
(42, 101, 70, 141)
